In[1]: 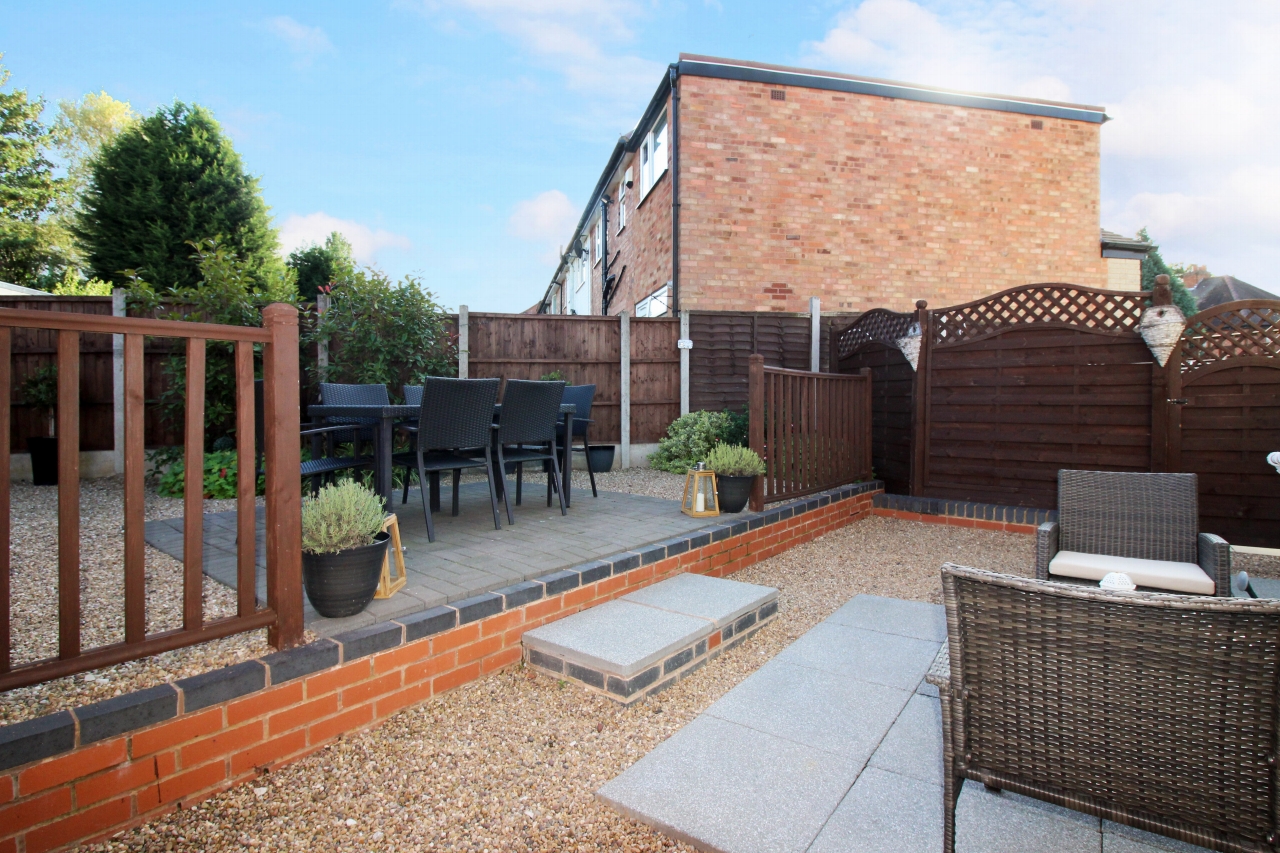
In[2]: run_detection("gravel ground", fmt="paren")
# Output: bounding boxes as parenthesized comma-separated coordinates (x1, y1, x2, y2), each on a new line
(1, 478, 296, 726)
(87, 516, 1034, 853)
(591, 468, 687, 502)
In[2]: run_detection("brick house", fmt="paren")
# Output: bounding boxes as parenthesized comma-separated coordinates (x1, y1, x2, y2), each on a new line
(537, 55, 1143, 318)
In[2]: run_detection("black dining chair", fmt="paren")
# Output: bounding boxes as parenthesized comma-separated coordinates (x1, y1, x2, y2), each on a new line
(496, 379, 567, 524)
(399, 384, 445, 511)
(391, 377, 502, 542)
(558, 384, 599, 498)
(254, 380, 373, 494)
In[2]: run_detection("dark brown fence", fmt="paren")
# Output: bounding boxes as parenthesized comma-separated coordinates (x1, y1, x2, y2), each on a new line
(833, 282, 1280, 547)
(747, 354, 872, 510)
(0, 305, 303, 691)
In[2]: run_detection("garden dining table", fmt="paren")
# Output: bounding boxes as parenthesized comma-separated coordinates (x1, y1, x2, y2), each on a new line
(306, 402, 577, 510)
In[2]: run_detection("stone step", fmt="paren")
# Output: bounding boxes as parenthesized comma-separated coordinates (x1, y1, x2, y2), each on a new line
(523, 573, 779, 704)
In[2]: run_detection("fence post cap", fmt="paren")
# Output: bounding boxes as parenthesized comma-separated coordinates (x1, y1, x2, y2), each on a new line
(915, 300, 928, 310)
(261, 303, 299, 324)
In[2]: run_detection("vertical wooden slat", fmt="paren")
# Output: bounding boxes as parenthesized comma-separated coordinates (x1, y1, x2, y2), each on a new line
(911, 303, 931, 496)
(123, 334, 146, 643)
(860, 368, 873, 479)
(235, 342, 256, 617)
(183, 338, 206, 631)
(57, 329, 81, 659)
(748, 354, 764, 512)
(262, 304, 304, 649)
(0, 327, 8, 673)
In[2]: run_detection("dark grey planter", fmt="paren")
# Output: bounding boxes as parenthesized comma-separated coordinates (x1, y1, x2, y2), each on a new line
(716, 474, 755, 513)
(303, 531, 390, 618)
(28, 436, 57, 486)
(587, 445, 615, 473)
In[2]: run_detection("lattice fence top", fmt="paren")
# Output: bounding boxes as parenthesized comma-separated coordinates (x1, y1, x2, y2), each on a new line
(932, 284, 1146, 346)
(835, 308, 915, 359)
(1180, 301, 1280, 375)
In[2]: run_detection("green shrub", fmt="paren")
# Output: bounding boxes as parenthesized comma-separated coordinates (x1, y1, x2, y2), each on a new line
(19, 364, 58, 437)
(705, 444, 765, 477)
(156, 449, 264, 499)
(648, 410, 746, 474)
(301, 480, 385, 554)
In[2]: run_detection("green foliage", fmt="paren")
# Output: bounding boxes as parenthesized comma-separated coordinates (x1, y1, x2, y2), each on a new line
(288, 232, 355, 300)
(301, 480, 386, 555)
(51, 269, 111, 295)
(155, 449, 265, 500)
(720, 408, 748, 448)
(1137, 228, 1199, 317)
(539, 370, 567, 383)
(312, 269, 456, 395)
(76, 101, 283, 291)
(648, 410, 744, 474)
(19, 363, 58, 436)
(705, 443, 765, 477)
(0, 57, 64, 287)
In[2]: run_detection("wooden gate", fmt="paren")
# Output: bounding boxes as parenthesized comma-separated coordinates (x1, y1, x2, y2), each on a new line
(1164, 300, 1280, 547)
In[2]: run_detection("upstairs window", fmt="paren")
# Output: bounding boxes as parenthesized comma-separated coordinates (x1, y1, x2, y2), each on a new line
(635, 282, 671, 318)
(593, 216, 603, 266)
(639, 112, 668, 198)
(616, 174, 628, 232)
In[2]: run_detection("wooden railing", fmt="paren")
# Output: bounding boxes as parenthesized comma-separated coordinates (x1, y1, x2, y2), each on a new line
(747, 354, 872, 511)
(0, 304, 303, 691)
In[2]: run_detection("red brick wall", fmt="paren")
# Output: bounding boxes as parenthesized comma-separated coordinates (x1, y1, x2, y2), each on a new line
(676, 75, 1108, 314)
(0, 490, 876, 853)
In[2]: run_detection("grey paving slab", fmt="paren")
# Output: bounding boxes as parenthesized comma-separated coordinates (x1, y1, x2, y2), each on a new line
(1101, 822, 1212, 853)
(954, 782, 1100, 853)
(807, 767, 941, 853)
(867, 693, 943, 786)
(773, 622, 940, 691)
(706, 658, 910, 764)
(597, 714, 860, 853)
(827, 595, 946, 642)
(523, 600, 714, 678)
(622, 572, 778, 629)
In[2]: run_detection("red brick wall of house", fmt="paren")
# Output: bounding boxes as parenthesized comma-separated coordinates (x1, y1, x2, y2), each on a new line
(676, 75, 1109, 314)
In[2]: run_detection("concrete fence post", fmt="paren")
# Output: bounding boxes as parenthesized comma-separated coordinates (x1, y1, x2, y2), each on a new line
(315, 292, 330, 382)
(679, 311, 690, 415)
(810, 296, 821, 373)
(458, 305, 469, 379)
(620, 312, 631, 469)
(112, 289, 126, 474)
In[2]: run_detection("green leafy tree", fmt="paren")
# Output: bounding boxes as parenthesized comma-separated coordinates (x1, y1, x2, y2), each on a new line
(287, 231, 355, 300)
(1137, 228, 1198, 317)
(0, 57, 63, 286)
(77, 101, 283, 290)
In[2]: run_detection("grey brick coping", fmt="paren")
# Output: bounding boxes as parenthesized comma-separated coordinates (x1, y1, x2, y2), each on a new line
(873, 492, 1057, 526)
(0, 480, 882, 772)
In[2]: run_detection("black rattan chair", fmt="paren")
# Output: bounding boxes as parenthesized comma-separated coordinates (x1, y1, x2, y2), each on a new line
(254, 380, 372, 494)
(557, 384, 599, 498)
(399, 384, 442, 511)
(391, 378, 501, 542)
(496, 380, 566, 524)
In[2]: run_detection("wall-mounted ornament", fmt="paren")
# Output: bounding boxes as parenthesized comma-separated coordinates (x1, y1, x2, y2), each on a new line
(1140, 275, 1185, 367)
(896, 321, 922, 371)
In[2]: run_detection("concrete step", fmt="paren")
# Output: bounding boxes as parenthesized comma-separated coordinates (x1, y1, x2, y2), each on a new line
(523, 573, 779, 704)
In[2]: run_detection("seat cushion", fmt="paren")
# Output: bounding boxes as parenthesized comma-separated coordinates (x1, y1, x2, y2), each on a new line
(1049, 550, 1215, 595)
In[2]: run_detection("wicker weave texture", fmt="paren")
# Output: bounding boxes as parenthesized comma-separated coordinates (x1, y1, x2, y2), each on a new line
(940, 565, 1280, 853)
(417, 378, 499, 450)
(497, 380, 565, 445)
(1058, 470, 1199, 563)
(559, 384, 595, 437)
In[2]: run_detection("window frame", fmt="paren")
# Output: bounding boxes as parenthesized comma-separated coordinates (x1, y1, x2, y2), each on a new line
(639, 111, 669, 199)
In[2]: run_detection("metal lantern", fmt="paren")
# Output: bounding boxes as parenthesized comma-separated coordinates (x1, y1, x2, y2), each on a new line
(682, 465, 720, 517)
(896, 322, 922, 371)
(1139, 304, 1185, 367)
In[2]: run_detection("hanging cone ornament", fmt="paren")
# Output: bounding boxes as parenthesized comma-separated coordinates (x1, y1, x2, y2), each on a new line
(896, 322, 923, 371)
(1139, 303, 1185, 367)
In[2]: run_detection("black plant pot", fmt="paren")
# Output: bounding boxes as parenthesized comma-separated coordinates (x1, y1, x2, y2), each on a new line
(587, 445, 614, 473)
(717, 475, 755, 513)
(303, 531, 390, 619)
(27, 436, 57, 486)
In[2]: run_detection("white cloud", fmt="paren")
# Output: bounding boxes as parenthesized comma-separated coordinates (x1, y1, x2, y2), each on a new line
(507, 189, 579, 265)
(265, 16, 334, 66)
(278, 213, 412, 265)
(805, 0, 1280, 288)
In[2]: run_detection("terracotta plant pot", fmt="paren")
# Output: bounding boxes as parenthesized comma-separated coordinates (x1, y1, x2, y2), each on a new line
(302, 531, 390, 618)
(27, 436, 57, 486)
(716, 474, 755, 513)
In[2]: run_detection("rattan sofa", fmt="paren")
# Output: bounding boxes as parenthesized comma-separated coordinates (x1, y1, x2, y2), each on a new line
(929, 564, 1280, 853)
(1036, 469, 1232, 596)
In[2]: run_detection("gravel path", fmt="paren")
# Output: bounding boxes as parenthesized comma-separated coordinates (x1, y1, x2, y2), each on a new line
(87, 515, 1034, 853)
(1, 479, 292, 726)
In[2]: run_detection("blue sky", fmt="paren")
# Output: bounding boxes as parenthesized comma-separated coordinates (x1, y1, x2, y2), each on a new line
(6, 0, 1278, 310)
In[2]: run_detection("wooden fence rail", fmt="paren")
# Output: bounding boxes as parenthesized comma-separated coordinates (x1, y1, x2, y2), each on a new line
(747, 354, 872, 511)
(0, 304, 304, 691)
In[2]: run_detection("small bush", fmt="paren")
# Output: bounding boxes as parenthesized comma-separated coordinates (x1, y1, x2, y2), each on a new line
(705, 444, 765, 477)
(156, 449, 264, 499)
(20, 364, 58, 436)
(302, 480, 386, 554)
(648, 410, 745, 474)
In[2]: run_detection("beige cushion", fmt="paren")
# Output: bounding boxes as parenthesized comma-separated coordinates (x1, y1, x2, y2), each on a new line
(1049, 550, 1215, 595)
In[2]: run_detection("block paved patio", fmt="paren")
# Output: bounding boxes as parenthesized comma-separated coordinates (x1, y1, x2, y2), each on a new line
(145, 481, 710, 636)
(598, 594, 1211, 853)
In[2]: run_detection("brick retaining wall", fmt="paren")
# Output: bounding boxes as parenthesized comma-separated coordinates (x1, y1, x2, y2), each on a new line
(870, 492, 1052, 535)
(0, 482, 879, 853)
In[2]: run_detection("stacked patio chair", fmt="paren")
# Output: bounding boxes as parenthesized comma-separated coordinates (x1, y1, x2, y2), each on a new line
(558, 383, 600, 498)
(495, 379, 567, 523)
(391, 377, 502, 542)
(929, 563, 1280, 853)
(1037, 469, 1232, 596)
(254, 380, 375, 493)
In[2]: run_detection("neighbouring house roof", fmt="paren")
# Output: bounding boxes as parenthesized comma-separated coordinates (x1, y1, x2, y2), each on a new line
(1100, 230, 1153, 259)
(1188, 276, 1279, 310)
(0, 281, 52, 295)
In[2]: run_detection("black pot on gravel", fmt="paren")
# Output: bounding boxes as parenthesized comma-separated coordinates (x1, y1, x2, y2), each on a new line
(27, 436, 57, 486)
(587, 445, 614, 473)
(716, 475, 755, 514)
(302, 531, 390, 618)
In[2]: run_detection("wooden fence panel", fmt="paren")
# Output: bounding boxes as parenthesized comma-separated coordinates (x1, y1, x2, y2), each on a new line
(630, 318, 680, 443)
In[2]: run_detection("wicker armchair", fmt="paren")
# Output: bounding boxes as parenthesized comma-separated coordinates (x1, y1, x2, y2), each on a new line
(495, 379, 567, 523)
(1037, 470, 1231, 596)
(929, 564, 1280, 853)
